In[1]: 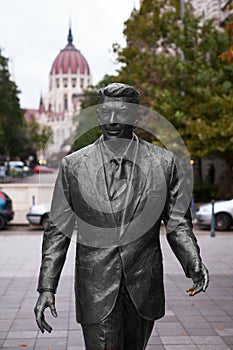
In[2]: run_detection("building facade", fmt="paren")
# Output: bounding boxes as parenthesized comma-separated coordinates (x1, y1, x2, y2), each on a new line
(189, 0, 233, 24)
(25, 27, 92, 162)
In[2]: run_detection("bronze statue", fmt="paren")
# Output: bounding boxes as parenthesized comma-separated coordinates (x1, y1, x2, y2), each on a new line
(34, 83, 209, 350)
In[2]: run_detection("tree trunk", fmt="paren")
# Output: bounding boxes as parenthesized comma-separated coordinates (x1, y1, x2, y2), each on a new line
(217, 156, 233, 199)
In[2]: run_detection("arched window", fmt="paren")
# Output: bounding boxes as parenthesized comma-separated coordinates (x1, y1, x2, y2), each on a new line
(64, 94, 68, 111)
(63, 78, 68, 88)
(72, 78, 76, 87)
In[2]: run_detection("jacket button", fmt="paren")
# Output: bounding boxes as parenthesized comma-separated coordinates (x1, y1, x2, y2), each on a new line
(116, 263, 121, 270)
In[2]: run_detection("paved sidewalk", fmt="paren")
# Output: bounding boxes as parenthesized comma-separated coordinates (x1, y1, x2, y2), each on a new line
(0, 228, 233, 350)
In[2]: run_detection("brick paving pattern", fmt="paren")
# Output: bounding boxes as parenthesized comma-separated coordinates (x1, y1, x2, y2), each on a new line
(0, 228, 232, 349)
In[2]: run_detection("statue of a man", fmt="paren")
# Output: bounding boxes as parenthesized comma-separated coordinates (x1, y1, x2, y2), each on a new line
(34, 83, 209, 350)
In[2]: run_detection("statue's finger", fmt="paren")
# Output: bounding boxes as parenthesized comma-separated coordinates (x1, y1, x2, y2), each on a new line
(34, 305, 44, 333)
(49, 303, 58, 318)
(41, 319, 52, 333)
(202, 268, 209, 292)
(36, 319, 44, 333)
(189, 282, 203, 297)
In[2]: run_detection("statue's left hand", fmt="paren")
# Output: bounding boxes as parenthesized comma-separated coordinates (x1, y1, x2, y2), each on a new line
(34, 292, 57, 333)
(187, 262, 209, 297)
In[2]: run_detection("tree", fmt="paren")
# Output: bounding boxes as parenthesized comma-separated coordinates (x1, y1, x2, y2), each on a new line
(113, 0, 233, 198)
(0, 50, 27, 160)
(24, 116, 53, 159)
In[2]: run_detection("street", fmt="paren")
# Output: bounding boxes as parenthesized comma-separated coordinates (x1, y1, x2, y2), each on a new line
(0, 227, 233, 349)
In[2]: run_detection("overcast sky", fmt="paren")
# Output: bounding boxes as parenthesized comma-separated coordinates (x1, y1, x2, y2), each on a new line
(0, 0, 139, 109)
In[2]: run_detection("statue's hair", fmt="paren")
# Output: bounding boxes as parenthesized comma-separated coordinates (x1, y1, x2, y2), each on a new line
(98, 83, 140, 104)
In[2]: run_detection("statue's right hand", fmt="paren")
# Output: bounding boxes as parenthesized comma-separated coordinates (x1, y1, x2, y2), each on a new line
(34, 292, 57, 333)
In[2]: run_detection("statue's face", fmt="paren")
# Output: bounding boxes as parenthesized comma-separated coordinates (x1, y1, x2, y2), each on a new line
(97, 96, 137, 140)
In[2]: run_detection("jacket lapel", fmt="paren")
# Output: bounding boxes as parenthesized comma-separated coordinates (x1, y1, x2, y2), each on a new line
(80, 139, 117, 228)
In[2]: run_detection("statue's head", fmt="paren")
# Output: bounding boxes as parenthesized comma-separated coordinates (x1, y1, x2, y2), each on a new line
(97, 83, 140, 140)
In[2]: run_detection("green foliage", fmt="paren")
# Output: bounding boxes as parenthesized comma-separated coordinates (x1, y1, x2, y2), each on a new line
(71, 126, 102, 151)
(0, 50, 26, 158)
(0, 50, 53, 162)
(25, 116, 53, 152)
(114, 1, 233, 157)
(193, 183, 218, 202)
(112, 1, 233, 197)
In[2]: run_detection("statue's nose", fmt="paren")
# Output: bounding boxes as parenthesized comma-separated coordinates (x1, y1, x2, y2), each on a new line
(109, 110, 117, 124)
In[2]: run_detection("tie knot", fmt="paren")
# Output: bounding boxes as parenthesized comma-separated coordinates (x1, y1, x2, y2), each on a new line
(111, 157, 123, 170)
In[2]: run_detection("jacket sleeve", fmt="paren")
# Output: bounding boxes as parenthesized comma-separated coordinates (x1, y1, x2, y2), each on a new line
(37, 157, 76, 293)
(162, 154, 202, 279)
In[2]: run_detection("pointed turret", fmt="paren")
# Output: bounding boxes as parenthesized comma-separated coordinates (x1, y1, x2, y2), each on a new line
(67, 25, 73, 45)
(38, 93, 45, 114)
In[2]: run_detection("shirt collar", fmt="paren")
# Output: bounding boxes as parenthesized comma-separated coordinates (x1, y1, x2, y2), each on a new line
(100, 133, 138, 161)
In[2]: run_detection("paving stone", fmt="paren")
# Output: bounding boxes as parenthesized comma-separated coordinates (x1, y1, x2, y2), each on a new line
(7, 331, 38, 339)
(205, 315, 233, 322)
(180, 322, 212, 329)
(0, 319, 14, 331)
(222, 336, 233, 346)
(197, 345, 231, 350)
(0, 331, 8, 339)
(1, 348, 34, 350)
(37, 330, 68, 338)
(163, 345, 198, 350)
(191, 336, 226, 344)
(10, 319, 38, 332)
(0, 308, 19, 320)
(215, 328, 233, 337)
(2, 337, 36, 347)
(161, 336, 193, 344)
(186, 328, 218, 336)
(67, 337, 85, 346)
(177, 316, 206, 322)
(34, 337, 67, 348)
(147, 336, 162, 345)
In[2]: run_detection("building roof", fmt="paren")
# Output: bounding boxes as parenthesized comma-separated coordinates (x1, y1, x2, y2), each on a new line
(50, 27, 90, 75)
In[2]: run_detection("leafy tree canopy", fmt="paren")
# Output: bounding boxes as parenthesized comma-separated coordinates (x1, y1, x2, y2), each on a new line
(113, 0, 233, 197)
(0, 50, 26, 159)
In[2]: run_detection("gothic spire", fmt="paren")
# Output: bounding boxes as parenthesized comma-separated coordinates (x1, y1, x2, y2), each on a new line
(67, 22, 73, 45)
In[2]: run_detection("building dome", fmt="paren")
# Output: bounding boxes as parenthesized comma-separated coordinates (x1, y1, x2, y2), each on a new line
(50, 28, 90, 75)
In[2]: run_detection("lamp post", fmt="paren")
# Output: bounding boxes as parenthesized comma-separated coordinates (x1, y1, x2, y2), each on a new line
(181, 0, 185, 21)
(180, 0, 185, 62)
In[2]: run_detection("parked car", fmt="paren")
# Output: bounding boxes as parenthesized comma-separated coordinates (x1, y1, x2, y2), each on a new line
(5, 161, 30, 176)
(26, 202, 50, 228)
(33, 165, 54, 174)
(196, 199, 233, 231)
(0, 190, 14, 230)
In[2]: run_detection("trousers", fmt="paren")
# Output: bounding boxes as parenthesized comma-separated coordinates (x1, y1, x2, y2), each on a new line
(81, 274, 154, 350)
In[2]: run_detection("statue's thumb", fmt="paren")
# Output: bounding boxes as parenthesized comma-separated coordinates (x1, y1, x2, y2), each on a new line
(50, 304, 58, 318)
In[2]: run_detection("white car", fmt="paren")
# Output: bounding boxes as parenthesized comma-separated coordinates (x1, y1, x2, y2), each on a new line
(26, 202, 50, 228)
(196, 199, 233, 231)
(6, 161, 30, 173)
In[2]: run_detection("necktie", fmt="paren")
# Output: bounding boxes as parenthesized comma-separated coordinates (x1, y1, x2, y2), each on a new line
(107, 157, 131, 202)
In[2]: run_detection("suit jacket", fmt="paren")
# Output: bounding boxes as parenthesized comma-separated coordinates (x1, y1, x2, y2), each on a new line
(37, 138, 202, 324)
